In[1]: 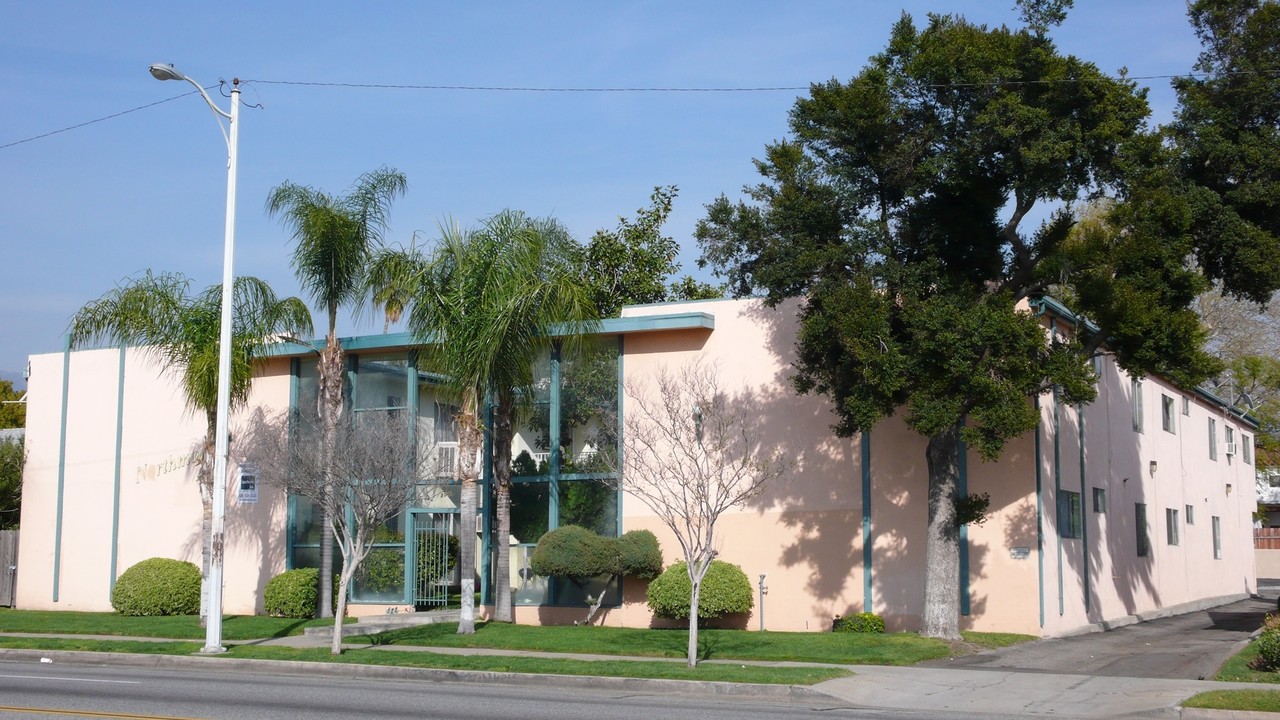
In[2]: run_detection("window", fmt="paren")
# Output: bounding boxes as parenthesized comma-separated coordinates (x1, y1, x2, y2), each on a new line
(1166, 508, 1180, 546)
(1245, 435, 1254, 465)
(1182, 395, 1190, 416)
(1093, 487, 1107, 514)
(1208, 418, 1218, 460)
(1131, 379, 1144, 432)
(1059, 491, 1082, 538)
(1136, 503, 1150, 557)
(1212, 516, 1222, 559)
(1226, 426, 1236, 459)
(1162, 395, 1176, 433)
(1186, 504, 1194, 525)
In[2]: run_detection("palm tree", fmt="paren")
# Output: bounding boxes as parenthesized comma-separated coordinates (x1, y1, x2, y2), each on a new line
(266, 166, 407, 618)
(374, 211, 595, 632)
(69, 271, 312, 624)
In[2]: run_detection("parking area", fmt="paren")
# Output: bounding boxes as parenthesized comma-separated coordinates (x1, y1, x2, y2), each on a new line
(925, 594, 1275, 679)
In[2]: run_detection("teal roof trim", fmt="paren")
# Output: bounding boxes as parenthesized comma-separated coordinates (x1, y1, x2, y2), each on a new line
(1029, 295, 1259, 429)
(260, 311, 714, 359)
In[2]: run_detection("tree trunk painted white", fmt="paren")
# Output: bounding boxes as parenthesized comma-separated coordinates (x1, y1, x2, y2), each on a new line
(455, 390, 482, 635)
(687, 576, 703, 668)
(922, 424, 962, 640)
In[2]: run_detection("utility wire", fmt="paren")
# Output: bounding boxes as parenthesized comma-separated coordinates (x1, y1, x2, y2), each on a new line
(0, 89, 202, 151)
(248, 79, 809, 92)
(4, 70, 1278, 151)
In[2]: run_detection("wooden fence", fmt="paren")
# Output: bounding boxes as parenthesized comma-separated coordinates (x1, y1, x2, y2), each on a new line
(0, 530, 15, 607)
(1255, 528, 1280, 550)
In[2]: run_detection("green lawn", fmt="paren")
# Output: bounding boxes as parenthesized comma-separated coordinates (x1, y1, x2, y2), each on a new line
(1184, 689, 1280, 712)
(0, 609, 339, 640)
(0, 609, 1032, 670)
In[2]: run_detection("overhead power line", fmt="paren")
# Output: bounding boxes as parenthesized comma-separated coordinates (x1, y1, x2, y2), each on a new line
(4, 69, 1277, 151)
(0, 90, 201, 151)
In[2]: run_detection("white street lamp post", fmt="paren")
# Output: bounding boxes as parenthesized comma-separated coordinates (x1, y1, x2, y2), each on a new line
(149, 63, 240, 654)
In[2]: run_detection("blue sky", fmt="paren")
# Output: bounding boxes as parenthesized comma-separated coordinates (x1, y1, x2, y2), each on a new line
(0, 1, 1203, 378)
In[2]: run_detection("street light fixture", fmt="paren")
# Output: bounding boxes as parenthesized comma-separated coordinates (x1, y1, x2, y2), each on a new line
(149, 63, 240, 654)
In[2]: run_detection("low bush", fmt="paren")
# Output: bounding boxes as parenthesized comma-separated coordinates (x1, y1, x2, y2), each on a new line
(647, 560, 753, 620)
(263, 568, 318, 618)
(111, 558, 201, 616)
(1256, 628, 1280, 670)
(833, 611, 885, 634)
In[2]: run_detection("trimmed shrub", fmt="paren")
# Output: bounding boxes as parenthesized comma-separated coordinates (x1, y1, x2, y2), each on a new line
(264, 568, 319, 618)
(1258, 628, 1280, 670)
(530, 526, 665, 580)
(833, 611, 885, 634)
(111, 557, 200, 616)
(616, 530, 663, 579)
(530, 525, 614, 577)
(647, 560, 753, 620)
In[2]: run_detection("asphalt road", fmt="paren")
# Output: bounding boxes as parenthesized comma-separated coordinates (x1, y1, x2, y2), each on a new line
(0, 661, 965, 720)
(923, 594, 1274, 679)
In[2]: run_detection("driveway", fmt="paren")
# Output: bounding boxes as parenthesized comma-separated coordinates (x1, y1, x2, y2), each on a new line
(923, 594, 1274, 679)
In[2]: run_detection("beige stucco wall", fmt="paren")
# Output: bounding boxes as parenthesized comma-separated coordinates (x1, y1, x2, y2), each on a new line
(605, 297, 1257, 636)
(17, 297, 1257, 634)
(17, 347, 290, 614)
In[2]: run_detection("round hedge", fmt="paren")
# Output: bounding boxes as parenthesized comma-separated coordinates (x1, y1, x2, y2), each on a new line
(646, 560, 753, 620)
(530, 525, 614, 577)
(615, 530, 663, 579)
(264, 568, 319, 618)
(111, 557, 201, 616)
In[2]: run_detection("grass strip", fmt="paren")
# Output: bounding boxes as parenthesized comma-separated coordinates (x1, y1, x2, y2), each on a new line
(0, 609, 339, 640)
(0, 635, 848, 685)
(223, 644, 851, 684)
(352, 621, 1028, 666)
(1214, 640, 1280, 684)
(0, 636, 202, 654)
(1184, 689, 1280, 712)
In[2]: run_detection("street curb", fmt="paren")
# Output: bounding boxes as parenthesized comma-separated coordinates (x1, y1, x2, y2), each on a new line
(0, 648, 830, 701)
(1181, 709, 1280, 720)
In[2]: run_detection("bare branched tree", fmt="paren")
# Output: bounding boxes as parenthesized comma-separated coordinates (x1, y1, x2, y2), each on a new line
(243, 409, 431, 654)
(618, 360, 786, 668)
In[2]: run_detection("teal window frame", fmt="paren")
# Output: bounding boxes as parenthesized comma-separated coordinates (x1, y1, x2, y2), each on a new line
(1058, 490, 1082, 539)
(1136, 503, 1150, 557)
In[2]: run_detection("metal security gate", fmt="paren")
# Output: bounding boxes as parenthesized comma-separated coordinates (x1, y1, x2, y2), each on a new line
(0, 530, 17, 607)
(411, 512, 454, 608)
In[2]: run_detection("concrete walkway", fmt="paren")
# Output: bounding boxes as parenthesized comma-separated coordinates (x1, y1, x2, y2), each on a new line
(3, 597, 1279, 719)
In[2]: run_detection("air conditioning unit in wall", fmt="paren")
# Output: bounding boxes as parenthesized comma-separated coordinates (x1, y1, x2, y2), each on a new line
(1226, 442, 1237, 456)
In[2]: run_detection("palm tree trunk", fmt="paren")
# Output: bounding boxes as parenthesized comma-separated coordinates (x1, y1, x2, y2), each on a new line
(317, 334, 345, 619)
(922, 424, 962, 640)
(492, 393, 515, 622)
(456, 389, 482, 634)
